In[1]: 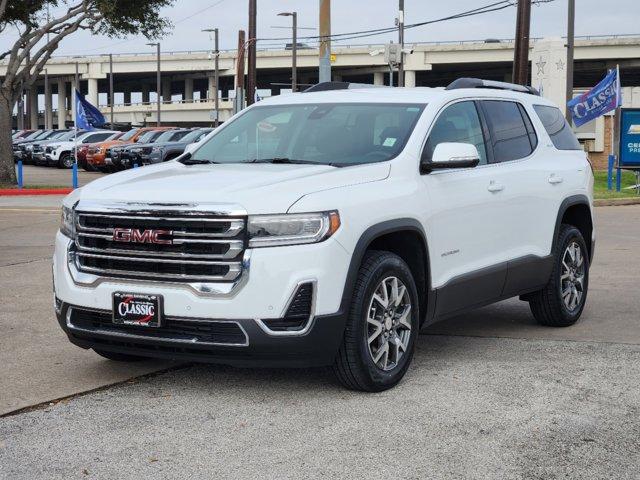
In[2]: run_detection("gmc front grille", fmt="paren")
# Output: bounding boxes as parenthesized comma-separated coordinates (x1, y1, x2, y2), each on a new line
(72, 210, 247, 283)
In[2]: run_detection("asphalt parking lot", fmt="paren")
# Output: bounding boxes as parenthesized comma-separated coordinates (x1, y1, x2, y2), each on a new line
(15, 164, 107, 187)
(1, 189, 639, 479)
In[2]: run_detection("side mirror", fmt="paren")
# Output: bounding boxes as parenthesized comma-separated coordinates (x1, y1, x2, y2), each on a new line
(421, 142, 480, 173)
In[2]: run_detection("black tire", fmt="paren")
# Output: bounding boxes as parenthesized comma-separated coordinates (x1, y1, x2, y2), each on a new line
(58, 152, 73, 169)
(529, 224, 589, 327)
(93, 349, 147, 362)
(333, 250, 420, 392)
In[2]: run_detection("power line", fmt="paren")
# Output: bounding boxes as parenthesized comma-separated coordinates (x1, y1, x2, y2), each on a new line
(258, 0, 555, 44)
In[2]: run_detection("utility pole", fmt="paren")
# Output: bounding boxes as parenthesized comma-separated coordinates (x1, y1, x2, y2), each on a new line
(147, 42, 161, 125)
(512, 0, 531, 85)
(235, 30, 246, 113)
(203, 28, 220, 126)
(246, 0, 257, 106)
(44, 3, 52, 129)
(278, 12, 297, 92)
(397, 0, 405, 87)
(319, 0, 331, 83)
(109, 53, 114, 127)
(565, 0, 575, 120)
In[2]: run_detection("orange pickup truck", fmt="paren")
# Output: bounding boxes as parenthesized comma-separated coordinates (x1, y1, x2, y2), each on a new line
(86, 126, 174, 172)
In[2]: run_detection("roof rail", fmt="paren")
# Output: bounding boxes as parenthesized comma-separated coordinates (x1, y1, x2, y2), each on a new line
(446, 78, 540, 96)
(303, 81, 384, 93)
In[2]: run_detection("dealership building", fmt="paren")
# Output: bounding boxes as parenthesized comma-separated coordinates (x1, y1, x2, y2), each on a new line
(4, 34, 640, 169)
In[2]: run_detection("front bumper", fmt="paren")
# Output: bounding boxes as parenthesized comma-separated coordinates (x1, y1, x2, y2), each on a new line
(53, 231, 351, 367)
(56, 302, 346, 367)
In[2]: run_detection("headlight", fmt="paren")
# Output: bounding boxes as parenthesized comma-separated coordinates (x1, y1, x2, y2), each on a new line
(60, 205, 76, 238)
(248, 211, 340, 248)
(151, 147, 162, 153)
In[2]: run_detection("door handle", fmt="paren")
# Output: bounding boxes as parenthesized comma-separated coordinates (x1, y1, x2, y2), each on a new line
(487, 181, 504, 193)
(548, 174, 564, 185)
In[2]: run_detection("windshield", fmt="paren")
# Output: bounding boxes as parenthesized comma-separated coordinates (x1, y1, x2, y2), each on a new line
(191, 103, 425, 166)
(119, 128, 138, 141)
(155, 130, 183, 143)
(182, 128, 212, 144)
(137, 130, 160, 143)
(56, 131, 79, 141)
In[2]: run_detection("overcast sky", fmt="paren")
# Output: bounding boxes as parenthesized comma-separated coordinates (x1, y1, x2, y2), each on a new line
(1, 0, 639, 56)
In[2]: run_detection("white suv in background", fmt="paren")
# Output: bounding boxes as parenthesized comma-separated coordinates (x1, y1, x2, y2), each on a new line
(45, 130, 119, 168)
(53, 79, 594, 391)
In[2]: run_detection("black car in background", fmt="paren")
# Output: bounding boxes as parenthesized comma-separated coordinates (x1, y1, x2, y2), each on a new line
(146, 128, 213, 164)
(112, 129, 193, 169)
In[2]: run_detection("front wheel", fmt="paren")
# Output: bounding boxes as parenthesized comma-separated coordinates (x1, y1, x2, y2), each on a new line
(58, 152, 73, 169)
(333, 251, 419, 392)
(528, 224, 589, 327)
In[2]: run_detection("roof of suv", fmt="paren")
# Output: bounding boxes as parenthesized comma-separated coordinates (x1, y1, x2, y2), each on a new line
(259, 81, 557, 108)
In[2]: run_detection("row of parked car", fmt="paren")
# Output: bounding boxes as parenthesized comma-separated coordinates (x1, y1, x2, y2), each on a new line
(11, 126, 213, 171)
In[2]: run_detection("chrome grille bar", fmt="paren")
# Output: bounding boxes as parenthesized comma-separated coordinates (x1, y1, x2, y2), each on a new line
(73, 206, 247, 284)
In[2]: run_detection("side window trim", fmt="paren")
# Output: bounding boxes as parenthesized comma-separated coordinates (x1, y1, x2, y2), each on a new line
(474, 100, 496, 164)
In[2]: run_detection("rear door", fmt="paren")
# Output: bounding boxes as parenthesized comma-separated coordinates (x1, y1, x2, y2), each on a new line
(477, 99, 559, 296)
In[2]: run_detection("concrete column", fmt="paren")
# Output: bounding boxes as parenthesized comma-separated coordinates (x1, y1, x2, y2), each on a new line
(57, 79, 67, 128)
(141, 84, 150, 104)
(87, 78, 99, 106)
(123, 89, 132, 105)
(404, 70, 416, 88)
(162, 78, 171, 102)
(44, 76, 53, 128)
(373, 72, 384, 86)
(532, 37, 568, 115)
(29, 86, 38, 129)
(207, 75, 216, 101)
(184, 78, 194, 102)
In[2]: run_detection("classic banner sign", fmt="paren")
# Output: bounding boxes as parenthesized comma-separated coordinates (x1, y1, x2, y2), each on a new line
(568, 68, 622, 127)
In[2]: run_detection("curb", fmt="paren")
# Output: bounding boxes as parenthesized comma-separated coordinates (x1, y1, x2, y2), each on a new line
(594, 198, 640, 207)
(0, 188, 73, 196)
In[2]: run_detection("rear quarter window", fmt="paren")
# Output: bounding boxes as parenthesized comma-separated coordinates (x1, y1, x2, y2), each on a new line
(533, 105, 582, 150)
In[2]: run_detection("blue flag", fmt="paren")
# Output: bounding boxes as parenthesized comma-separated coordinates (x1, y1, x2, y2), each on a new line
(567, 68, 621, 127)
(74, 89, 106, 130)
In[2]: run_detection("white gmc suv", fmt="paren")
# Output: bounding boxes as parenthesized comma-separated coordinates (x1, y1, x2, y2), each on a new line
(53, 79, 594, 391)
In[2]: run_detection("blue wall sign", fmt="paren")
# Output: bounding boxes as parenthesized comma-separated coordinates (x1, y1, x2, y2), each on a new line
(619, 108, 640, 167)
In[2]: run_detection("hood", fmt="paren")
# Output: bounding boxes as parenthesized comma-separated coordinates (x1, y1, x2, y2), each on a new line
(95, 139, 131, 149)
(78, 161, 390, 213)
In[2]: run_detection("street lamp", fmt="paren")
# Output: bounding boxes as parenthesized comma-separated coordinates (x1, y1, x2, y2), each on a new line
(278, 12, 297, 92)
(146, 42, 161, 126)
(202, 28, 220, 127)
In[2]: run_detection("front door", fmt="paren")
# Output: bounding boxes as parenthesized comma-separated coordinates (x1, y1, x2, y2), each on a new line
(420, 100, 509, 317)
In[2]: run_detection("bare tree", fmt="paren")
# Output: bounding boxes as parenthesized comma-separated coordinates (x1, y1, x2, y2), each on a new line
(0, 0, 173, 185)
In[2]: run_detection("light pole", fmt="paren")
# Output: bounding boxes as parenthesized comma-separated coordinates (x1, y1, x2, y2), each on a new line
(146, 42, 161, 126)
(278, 12, 297, 92)
(397, 0, 404, 87)
(566, 0, 575, 120)
(202, 28, 220, 127)
(109, 53, 114, 127)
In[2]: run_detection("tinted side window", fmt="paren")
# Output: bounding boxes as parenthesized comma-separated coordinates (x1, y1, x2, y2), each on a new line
(83, 133, 112, 143)
(422, 101, 487, 165)
(533, 105, 582, 150)
(482, 100, 534, 162)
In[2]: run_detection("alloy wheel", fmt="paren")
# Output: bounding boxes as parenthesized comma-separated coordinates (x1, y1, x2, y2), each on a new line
(366, 276, 412, 371)
(560, 241, 585, 312)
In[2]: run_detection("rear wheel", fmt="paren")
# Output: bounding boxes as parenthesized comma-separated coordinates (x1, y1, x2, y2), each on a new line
(333, 251, 419, 392)
(528, 224, 589, 327)
(94, 349, 147, 362)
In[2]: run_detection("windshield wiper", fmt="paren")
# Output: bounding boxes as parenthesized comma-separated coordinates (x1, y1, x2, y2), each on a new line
(244, 157, 339, 166)
(179, 152, 217, 165)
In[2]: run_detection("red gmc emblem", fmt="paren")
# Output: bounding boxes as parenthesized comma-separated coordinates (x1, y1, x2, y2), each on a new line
(112, 228, 172, 245)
